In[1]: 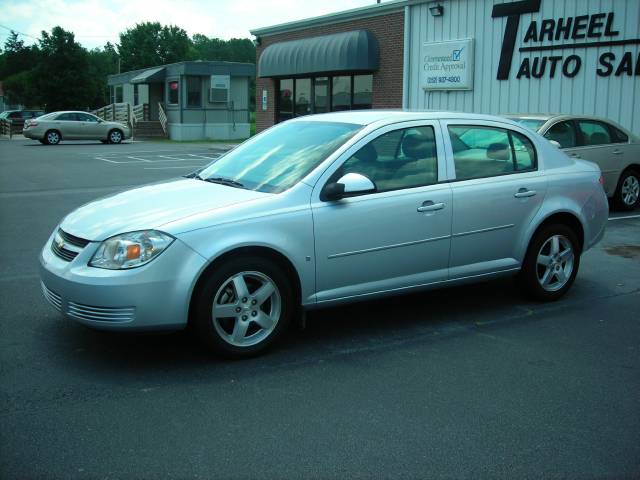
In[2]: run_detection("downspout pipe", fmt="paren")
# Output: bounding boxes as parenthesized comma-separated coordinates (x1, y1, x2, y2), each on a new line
(402, 5, 410, 109)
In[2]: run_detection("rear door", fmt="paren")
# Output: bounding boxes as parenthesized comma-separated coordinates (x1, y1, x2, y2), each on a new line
(442, 121, 548, 278)
(311, 120, 452, 303)
(53, 112, 81, 139)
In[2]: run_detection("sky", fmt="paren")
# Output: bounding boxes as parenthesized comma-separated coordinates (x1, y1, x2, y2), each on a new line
(0, 0, 377, 49)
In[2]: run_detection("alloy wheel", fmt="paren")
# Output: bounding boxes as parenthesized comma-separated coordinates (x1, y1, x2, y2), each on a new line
(47, 131, 59, 144)
(621, 174, 639, 206)
(211, 271, 281, 347)
(110, 130, 122, 143)
(536, 234, 574, 292)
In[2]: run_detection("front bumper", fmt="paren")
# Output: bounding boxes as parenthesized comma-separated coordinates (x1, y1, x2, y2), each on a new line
(39, 230, 207, 331)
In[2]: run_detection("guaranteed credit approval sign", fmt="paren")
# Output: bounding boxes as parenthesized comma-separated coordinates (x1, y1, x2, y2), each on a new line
(422, 39, 474, 90)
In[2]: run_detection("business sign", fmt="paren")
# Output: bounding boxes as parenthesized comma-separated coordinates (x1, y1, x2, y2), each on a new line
(492, 0, 640, 80)
(262, 89, 268, 111)
(421, 39, 474, 90)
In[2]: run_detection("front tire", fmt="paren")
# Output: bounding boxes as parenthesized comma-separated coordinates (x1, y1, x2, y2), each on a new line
(519, 224, 580, 302)
(44, 130, 61, 145)
(614, 168, 640, 211)
(108, 129, 123, 144)
(193, 256, 294, 358)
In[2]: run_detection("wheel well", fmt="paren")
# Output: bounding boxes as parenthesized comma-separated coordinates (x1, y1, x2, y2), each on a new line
(187, 246, 302, 326)
(533, 213, 585, 253)
(45, 128, 61, 137)
(621, 164, 640, 176)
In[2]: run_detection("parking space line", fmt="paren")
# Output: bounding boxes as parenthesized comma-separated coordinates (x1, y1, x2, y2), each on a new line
(144, 165, 205, 170)
(186, 153, 220, 160)
(608, 214, 640, 221)
(127, 156, 152, 162)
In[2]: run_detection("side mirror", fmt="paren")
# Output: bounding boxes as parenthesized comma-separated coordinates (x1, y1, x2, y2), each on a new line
(322, 173, 376, 201)
(548, 140, 562, 149)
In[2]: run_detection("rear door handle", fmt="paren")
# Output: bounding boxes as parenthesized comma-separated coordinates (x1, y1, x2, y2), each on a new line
(514, 189, 536, 198)
(568, 153, 581, 158)
(417, 201, 445, 212)
(612, 149, 623, 155)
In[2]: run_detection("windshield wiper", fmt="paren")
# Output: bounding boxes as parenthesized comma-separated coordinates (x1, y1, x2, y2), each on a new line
(203, 176, 245, 188)
(183, 171, 203, 179)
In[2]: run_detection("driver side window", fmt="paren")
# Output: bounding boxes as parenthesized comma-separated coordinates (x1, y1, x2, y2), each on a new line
(334, 126, 438, 193)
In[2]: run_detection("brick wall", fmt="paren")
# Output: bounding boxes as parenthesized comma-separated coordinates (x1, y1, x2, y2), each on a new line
(255, 11, 405, 132)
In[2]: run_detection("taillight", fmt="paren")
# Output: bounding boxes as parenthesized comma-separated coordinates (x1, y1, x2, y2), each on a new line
(29, 121, 38, 127)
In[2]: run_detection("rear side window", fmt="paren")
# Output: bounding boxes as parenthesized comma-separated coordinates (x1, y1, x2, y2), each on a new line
(335, 126, 438, 193)
(577, 120, 611, 146)
(544, 121, 577, 148)
(56, 113, 78, 121)
(448, 126, 536, 181)
(610, 125, 629, 143)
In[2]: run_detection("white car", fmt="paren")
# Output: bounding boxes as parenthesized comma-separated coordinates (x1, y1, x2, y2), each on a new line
(509, 114, 640, 210)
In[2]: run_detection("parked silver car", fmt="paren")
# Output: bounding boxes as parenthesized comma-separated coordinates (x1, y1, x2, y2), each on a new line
(509, 114, 640, 210)
(23, 111, 131, 145)
(40, 111, 608, 357)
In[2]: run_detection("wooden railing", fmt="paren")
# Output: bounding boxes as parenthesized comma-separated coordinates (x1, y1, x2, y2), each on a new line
(158, 102, 168, 135)
(0, 119, 24, 138)
(132, 103, 149, 122)
(93, 102, 131, 124)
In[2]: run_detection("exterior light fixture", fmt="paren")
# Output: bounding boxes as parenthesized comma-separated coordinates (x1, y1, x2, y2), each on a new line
(429, 5, 444, 16)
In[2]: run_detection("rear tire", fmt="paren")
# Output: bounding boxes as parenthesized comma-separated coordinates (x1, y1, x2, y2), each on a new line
(519, 224, 580, 302)
(44, 130, 61, 145)
(614, 168, 640, 211)
(108, 129, 123, 144)
(192, 256, 294, 358)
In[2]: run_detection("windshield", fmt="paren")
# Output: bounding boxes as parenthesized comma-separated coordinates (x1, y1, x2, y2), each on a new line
(197, 121, 361, 193)
(509, 117, 546, 131)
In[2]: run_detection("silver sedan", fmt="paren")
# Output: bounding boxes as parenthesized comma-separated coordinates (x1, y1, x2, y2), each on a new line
(23, 111, 131, 145)
(40, 111, 608, 358)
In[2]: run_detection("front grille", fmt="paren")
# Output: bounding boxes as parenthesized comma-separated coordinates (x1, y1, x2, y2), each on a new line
(41, 282, 62, 311)
(50, 229, 90, 262)
(67, 302, 135, 323)
(58, 229, 90, 248)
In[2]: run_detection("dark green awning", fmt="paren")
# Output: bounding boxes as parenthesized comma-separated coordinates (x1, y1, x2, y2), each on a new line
(131, 67, 166, 84)
(258, 30, 379, 78)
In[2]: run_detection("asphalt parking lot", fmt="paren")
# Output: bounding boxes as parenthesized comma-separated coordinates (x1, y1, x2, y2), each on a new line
(1, 137, 639, 479)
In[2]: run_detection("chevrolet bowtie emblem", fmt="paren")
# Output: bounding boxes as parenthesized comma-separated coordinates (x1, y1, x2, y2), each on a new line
(57, 238, 65, 250)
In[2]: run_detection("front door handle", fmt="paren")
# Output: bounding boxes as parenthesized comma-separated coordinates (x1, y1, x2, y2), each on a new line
(417, 201, 445, 212)
(568, 153, 581, 158)
(514, 188, 536, 198)
(612, 149, 623, 155)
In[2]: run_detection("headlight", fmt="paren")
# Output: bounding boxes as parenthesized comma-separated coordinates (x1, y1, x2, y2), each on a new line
(89, 230, 174, 270)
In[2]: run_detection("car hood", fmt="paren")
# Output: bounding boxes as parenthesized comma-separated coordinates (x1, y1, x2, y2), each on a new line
(60, 178, 271, 241)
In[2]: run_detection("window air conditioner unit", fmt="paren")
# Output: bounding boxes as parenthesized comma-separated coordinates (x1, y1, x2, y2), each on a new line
(210, 75, 230, 103)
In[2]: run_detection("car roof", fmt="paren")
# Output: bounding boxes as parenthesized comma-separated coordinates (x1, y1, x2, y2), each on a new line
(290, 109, 524, 127)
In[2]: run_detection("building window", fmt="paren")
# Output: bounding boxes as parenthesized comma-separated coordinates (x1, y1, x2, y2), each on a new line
(295, 78, 311, 116)
(278, 79, 294, 122)
(187, 76, 201, 107)
(115, 86, 123, 103)
(168, 80, 179, 105)
(314, 77, 329, 113)
(133, 84, 139, 105)
(332, 76, 351, 111)
(276, 74, 373, 122)
(353, 75, 373, 109)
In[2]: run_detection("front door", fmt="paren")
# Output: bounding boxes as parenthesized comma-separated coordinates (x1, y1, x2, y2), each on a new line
(311, 121, 452, 304)
(442, 121, 548, 278)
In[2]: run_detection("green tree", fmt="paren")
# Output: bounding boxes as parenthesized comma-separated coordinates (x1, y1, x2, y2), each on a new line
(29, 26, 95, 111)
(118, 22, 193, 71)
(0, 31, 40, 79)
